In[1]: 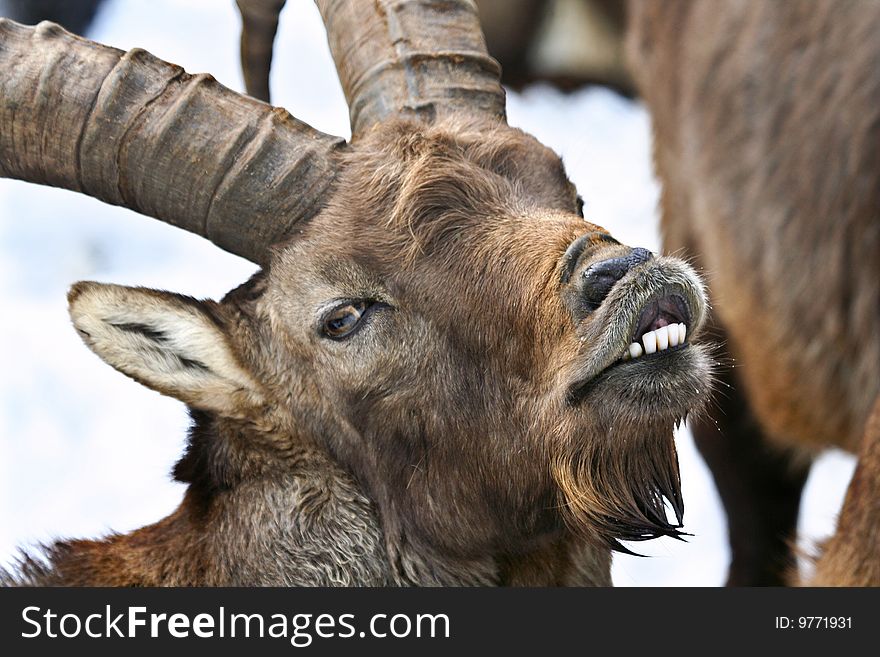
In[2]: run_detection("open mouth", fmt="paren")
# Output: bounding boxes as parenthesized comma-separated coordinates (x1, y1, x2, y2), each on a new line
(565, 280, 704, 405)
(562, 249, 708, 406)
(619, 294, 690, 362)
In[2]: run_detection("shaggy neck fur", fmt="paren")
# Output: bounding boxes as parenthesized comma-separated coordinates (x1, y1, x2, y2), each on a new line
(4, 412, 611, 586)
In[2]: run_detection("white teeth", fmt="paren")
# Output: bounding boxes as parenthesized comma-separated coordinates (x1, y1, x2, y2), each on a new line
(655, 325, 669, 351)
(620, 323, 689, 362)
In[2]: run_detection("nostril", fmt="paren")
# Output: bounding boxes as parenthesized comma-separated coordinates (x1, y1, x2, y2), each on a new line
(581, 247, 653, 309)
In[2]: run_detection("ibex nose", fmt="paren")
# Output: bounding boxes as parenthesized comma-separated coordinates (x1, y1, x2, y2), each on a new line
(581, 247, 653, 309)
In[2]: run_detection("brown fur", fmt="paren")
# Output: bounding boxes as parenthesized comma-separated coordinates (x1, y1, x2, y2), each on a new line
(627, 0, 880, 583)
(4, 117, 711, 586)
(628, 0, 880, 452)
(806, 397, 880, 586)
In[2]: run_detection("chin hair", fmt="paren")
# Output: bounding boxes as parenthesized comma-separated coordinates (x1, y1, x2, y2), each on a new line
(553, 345, 714, 553)
(553, 417, 685, 553)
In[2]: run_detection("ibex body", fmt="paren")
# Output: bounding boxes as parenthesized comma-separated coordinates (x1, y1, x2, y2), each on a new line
(0, 1, 711, 586)
(627, 0, 880, 584)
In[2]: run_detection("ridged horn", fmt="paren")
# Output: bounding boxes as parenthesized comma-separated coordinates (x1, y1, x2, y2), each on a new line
(316, 0, 507, 135)
(0, 19, 344, 265)
(236, 0, 287, 103)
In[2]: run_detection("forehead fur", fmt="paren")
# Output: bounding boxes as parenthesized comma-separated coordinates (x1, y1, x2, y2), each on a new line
(340, 118, 579, 259)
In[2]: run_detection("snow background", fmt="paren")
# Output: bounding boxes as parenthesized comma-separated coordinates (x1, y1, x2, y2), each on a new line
(0, 0, 857, 585)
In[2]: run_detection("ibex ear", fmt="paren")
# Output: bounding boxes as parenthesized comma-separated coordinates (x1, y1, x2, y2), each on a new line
(68, 282, 265, 416)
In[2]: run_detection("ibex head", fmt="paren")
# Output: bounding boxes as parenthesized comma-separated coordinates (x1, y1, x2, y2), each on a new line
(2, 1, 711, 585)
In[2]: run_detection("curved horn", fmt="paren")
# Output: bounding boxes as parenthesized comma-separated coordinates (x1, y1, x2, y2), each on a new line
(236, 0, 287, 103)
(0, 19, 344, 265)
(316, 0, 506, 135)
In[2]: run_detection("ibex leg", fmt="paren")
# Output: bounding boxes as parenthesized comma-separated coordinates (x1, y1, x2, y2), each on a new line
(692, 321, 812, 586)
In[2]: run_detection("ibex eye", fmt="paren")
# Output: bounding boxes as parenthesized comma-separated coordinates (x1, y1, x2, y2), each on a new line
(321, 300, 370, 339)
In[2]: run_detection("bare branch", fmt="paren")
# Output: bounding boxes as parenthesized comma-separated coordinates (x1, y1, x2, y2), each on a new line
(316, 0, 506, 135)
(0, 19, 344, 264)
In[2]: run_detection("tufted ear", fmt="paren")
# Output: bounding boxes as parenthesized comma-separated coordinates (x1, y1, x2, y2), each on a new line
(68, 281, 265, 417)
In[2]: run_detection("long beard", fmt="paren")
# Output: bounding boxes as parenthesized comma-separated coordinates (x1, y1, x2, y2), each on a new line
(552, 416, 686, 554)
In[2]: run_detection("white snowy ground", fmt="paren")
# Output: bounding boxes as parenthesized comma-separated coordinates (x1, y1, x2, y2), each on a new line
(0, 0, 857, 585)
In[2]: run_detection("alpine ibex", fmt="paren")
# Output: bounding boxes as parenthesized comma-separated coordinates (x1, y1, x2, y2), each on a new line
(626, 0, 880, 585)
(230, 0, 880, 587)
(0, 1, 712, 586)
